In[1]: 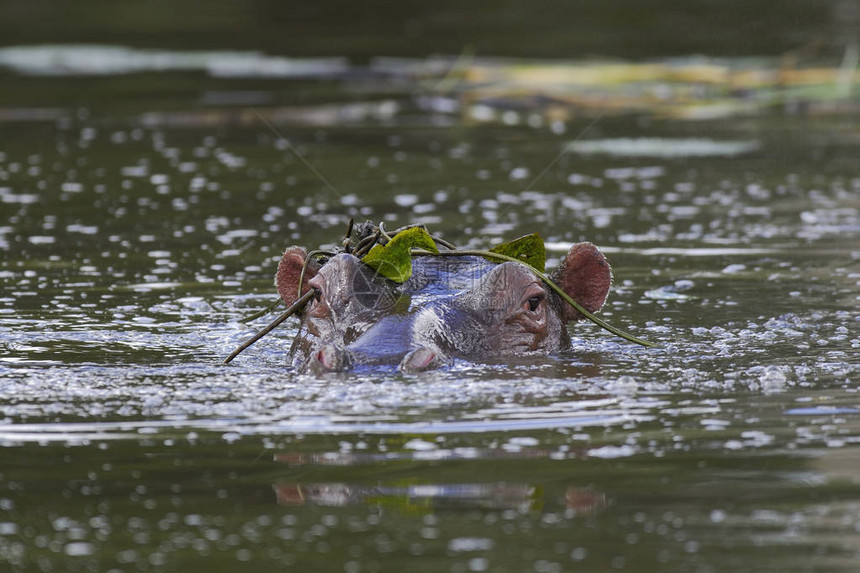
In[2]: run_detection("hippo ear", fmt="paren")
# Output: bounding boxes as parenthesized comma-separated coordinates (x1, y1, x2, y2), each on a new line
(275, 247, 319, 306)
(551, 243, 612, 322)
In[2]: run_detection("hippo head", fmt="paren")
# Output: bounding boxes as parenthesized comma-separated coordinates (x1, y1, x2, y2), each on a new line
(275, 243, 611, 373)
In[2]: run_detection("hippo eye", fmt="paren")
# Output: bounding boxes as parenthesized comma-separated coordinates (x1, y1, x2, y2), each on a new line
(526, 295, 542, 312)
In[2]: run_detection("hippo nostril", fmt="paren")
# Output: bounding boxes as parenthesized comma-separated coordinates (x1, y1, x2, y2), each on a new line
(312, 344, 351, 372)
(399, 347, 442, 373)
(317, 348, 330, 369)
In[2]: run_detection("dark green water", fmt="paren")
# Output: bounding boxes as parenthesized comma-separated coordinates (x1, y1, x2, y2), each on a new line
(2, 2, 860, 572)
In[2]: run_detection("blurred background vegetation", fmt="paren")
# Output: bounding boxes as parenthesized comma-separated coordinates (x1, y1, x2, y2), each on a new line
(0, 0, 854, 61)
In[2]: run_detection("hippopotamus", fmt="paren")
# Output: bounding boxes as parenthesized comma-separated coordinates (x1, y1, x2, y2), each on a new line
(275, 243, 612, 373)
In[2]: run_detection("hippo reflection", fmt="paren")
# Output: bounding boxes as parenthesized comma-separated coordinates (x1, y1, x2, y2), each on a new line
(275, 243, 611, 373)
(273, 482, 541, 511)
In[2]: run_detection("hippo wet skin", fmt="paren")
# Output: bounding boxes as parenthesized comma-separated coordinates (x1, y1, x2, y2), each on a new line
(275, 243, 611, 373)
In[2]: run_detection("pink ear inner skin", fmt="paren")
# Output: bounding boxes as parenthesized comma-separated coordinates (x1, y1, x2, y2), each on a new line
(275, 247, 317, 306)
(555, 243, 612, 322)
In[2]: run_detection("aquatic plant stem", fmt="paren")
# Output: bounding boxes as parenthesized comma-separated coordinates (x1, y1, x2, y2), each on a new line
(341, 217, 355, 252)
(412, 249, 657, 348)
(378, 221, 393, 243)
(431, 235, 458, 251)
(353, 230, 381, 257)
(240, 298, 283, 323)
(223, 290, 315, 365)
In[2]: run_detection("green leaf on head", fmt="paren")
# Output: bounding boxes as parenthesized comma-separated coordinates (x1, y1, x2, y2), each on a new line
(361, 226, 439, 282)
(488, 233, 546, 272)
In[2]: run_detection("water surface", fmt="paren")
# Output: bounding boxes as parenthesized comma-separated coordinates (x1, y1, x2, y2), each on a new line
(2, 7, 860, 572)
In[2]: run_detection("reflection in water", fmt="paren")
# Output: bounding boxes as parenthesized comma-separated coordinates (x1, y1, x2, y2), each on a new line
(274, 483, 537, 512)
(272, 447, 606, 514)
(273, 447, 578, 466)
(274, 483, 606, 514)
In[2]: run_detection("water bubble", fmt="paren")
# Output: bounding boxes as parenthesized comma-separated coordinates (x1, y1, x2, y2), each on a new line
(609, 376, 638, 394)
(0, 522, 19, 535)
(394, 194, 418, 207)
(721, 264, 746, 274)
(64, 542, 94, 556)
(404, 438, 436, 451)
(759, 366, 788, 394)
(509, 167, 529, 180)
(448, 538, 494, 552)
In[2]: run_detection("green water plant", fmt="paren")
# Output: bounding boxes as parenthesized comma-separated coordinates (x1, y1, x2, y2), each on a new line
(487, 232, 546, 272)
(362, 226, 439, 282)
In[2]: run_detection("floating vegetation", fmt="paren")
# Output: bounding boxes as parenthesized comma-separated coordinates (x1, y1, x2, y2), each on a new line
(361, 226, 439, 282)
(566, 138, 760, 158)
(436, 55, 860, 122)
(2, 45, 857, 127)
